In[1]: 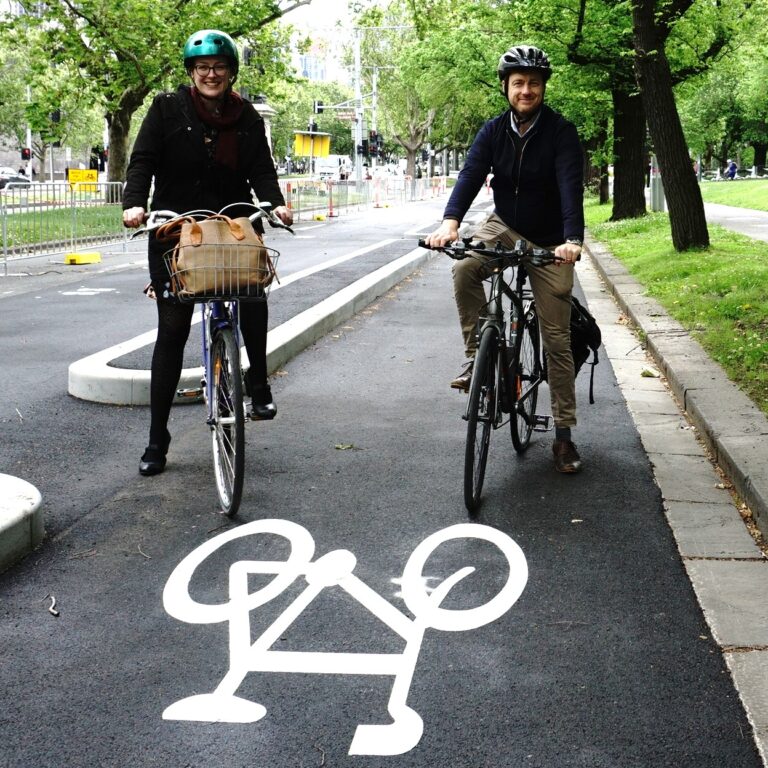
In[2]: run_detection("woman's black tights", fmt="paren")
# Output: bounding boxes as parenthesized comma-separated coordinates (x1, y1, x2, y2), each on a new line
(148, 299, 268, 447)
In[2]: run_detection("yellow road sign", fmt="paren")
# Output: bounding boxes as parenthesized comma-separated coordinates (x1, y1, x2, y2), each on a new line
(68, 169, 98, 183)
(293, 132, 331, 157)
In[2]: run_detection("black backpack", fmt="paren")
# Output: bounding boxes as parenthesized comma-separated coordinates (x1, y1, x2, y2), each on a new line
(570, 295, 601, 404)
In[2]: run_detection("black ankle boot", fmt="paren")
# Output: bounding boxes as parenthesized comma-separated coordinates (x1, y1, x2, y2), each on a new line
(250, 386, 277, 421)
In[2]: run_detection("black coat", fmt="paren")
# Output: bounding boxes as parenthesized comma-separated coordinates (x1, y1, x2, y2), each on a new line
(443, 104, 584, 247)
(123, 85, 285, 219)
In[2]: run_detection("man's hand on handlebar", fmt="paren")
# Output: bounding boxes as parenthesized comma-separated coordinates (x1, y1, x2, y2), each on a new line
(424, 218, 460, 248)
(554, 241, 582, 264)
(123, 206, 146, 229)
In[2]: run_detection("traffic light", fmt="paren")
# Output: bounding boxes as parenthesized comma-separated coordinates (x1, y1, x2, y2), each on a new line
(21, 147, 31, 160)
(361, 139, 369, 157)
(313, 100, 324, 114)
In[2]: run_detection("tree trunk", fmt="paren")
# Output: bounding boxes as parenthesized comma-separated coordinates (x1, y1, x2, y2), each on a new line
(106, 86, 150, 185)
(583, 131, 609, 203)
(611, 88, 647, 220)
(632, 0, 709, 250)
(752, 141, 767, 171)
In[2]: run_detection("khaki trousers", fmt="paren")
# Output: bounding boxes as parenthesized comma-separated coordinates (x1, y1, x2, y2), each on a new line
(452, 212, 577, 427)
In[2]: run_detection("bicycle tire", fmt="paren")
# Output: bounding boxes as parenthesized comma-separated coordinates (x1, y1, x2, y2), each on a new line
(464, 327, 499, 514)
(210, 328, 245, 516)
(510, 308, 541, 452)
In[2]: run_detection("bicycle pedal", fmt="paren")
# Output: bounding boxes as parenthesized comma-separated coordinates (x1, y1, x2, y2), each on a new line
(177, 387, 204, 399)
(533, 415, 554, 432)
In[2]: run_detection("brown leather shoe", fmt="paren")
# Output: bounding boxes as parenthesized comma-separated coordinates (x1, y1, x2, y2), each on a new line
(553, 440, 582, 474)
(450, 360, 474, 391)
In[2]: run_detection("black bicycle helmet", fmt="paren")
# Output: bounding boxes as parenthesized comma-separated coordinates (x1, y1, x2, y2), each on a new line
(497, 45, 552, 82)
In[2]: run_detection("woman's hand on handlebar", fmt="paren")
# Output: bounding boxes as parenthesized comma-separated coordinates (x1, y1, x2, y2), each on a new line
(272, 205, 293, 227)
(123, 206, 146, 229)
(424, 219, 460, 248)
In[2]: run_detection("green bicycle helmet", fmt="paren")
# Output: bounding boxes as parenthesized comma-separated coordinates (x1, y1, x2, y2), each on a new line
(183, 30, 239, 74)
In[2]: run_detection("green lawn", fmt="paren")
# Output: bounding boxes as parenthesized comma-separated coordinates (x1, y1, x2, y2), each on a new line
(586, 198, 768, 415)
(699, 178, 768, 212)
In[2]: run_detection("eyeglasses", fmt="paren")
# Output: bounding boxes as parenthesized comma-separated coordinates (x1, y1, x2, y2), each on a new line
(193, 63, 230, 76)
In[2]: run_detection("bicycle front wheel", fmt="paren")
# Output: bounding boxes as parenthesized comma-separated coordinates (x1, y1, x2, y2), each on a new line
(510, 309, 541, 452)
(210, 328, 245, 516)
(464, 327, 499, 514)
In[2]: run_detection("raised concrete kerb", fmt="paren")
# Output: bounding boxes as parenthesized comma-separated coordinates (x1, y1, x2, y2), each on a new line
(68, 246, 435, 406)
(0, 474, 44, 573)
(586, 236, 768, 539)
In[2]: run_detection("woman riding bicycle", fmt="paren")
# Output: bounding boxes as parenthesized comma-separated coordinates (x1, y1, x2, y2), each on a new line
(122, 29, 293, 477)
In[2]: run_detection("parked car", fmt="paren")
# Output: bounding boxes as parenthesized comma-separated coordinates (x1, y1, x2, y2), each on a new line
(0, 173, 31, 190)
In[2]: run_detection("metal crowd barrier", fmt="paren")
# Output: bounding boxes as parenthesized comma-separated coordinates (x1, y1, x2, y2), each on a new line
(277, 175, 449, 222)
(1, 181, 125, 273)
(1, 175, 451, 275)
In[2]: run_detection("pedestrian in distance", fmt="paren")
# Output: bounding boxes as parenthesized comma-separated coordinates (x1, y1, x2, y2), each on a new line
(122, 29, 293, 477)
(424, 44, 585, 474)
(726, 159, 737, 180)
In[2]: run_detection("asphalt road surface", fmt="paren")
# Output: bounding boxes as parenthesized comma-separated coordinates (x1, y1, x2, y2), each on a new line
(0, 199, 760, 767)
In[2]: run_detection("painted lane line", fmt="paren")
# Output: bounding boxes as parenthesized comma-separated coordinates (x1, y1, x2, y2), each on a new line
(276, 238, 399, 288)
(68, 243, 433, 405)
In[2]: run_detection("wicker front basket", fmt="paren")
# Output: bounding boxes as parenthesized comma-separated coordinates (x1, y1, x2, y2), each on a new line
(164, 243, 280, 302)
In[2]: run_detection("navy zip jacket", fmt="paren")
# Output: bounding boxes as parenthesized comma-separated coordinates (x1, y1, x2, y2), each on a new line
(443, 104, 584, 247)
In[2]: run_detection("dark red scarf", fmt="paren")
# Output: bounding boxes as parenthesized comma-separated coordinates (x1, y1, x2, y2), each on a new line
(190, 87, 244, 171)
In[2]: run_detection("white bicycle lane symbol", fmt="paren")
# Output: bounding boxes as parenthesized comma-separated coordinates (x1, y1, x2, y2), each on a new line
(162, 520, 528, 756)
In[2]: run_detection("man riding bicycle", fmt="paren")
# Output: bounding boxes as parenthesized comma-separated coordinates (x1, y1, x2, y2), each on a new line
(425, 45, 585, 474)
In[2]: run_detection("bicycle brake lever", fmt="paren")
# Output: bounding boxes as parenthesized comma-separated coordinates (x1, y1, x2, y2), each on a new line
(266, 216, 294, 235)
(529, 248, 556, 267)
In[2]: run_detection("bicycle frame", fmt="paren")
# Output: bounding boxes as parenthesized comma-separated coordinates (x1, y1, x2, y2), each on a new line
(201, 299, 240, 421)
(473, 262, 544, 428)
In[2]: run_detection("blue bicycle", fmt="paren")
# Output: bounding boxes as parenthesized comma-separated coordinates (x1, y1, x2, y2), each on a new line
(142, 202, 292, 516)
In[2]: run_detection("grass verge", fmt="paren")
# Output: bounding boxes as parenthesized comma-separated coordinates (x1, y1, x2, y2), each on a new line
(585, 198, 768, 416)
(699, 178, 768, 212)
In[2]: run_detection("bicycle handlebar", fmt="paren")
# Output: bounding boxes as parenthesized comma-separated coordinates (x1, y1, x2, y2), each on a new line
(131, 202, 294, 239)
(418, 237, 574, 267)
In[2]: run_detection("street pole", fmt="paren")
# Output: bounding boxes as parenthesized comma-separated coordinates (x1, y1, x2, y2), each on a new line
(353, 28, 363, 184)
(371, 68, 378, 173)
(25, 86, 33, 178)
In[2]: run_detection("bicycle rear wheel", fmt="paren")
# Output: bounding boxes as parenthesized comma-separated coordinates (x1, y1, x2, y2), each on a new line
(210, 328, 245, 516)
(464, 327, 499, 514)
(510, 309, 541, 452)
